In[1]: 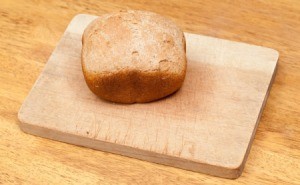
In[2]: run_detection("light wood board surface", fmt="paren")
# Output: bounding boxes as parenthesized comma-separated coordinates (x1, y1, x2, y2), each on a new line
(18, 14, 278, 179)
(1, 0, 300, 184)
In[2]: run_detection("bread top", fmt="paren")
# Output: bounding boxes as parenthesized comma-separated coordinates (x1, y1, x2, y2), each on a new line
(82, 10, 186, 75)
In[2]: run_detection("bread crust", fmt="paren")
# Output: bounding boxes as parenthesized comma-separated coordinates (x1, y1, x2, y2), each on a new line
(82, 10, 187, 103)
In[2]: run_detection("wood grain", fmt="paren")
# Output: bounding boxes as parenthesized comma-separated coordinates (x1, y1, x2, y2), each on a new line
(0, 0, 300, 184)
(17, 14, 278, 179)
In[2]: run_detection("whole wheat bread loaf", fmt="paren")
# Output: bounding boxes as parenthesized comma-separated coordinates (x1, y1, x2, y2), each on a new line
(81, 10, 187, 103)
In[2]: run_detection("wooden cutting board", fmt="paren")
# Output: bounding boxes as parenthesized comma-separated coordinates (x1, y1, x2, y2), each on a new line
(18, 14, 278, 179)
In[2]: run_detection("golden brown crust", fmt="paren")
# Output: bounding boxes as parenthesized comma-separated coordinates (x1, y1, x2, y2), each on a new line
(82, 67, 186, 103)
(81, 10, 187, 103)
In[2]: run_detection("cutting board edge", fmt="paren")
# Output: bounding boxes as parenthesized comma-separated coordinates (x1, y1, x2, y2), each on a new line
(232, 57, 278, 179)
(17, 118, 244, 179)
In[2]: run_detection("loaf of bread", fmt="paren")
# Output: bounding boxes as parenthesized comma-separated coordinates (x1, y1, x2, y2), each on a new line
(81, 10, 187, 103)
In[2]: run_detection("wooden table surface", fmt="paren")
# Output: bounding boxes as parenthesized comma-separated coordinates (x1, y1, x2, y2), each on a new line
(0, 0, 299, 184)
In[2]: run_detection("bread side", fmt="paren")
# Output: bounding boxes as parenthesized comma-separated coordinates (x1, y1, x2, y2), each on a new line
(82, 68, 186, 103)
